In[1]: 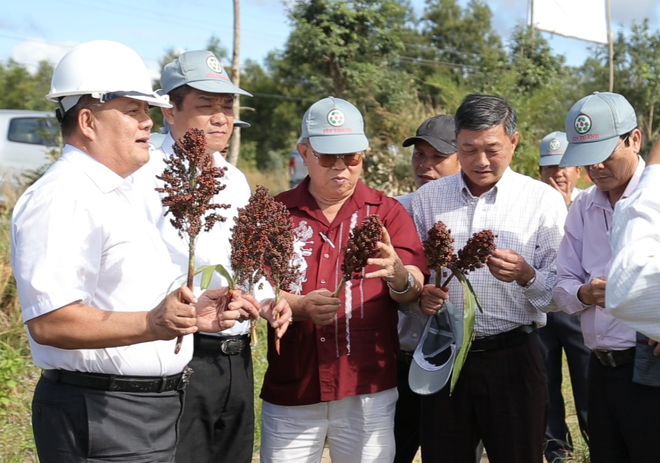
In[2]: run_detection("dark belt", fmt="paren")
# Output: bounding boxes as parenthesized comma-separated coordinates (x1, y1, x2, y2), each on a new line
(194, 333, 249, 355)
(470, 324, 536, 352)
(41, 366, 193, 393)
(592, 347, 635, 367)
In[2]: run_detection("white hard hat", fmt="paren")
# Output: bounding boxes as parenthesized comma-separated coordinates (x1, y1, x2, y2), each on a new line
(47, 40, 171, 113)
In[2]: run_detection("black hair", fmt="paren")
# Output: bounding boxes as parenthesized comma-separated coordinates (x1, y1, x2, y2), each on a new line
(455, 93, 517, 137)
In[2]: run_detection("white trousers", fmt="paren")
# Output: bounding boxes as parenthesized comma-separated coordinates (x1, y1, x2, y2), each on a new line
(260, 388, 398, 463)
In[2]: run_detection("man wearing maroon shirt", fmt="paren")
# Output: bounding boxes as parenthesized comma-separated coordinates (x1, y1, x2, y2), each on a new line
(259, 96, 428, 463)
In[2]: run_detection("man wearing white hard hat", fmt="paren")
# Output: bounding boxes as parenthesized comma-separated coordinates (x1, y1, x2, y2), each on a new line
(553, 92, 660, 462)
(10, 40, 257, 462)
(134, 49, 291, 463)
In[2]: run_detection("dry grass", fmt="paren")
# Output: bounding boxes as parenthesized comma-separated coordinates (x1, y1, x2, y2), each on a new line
(242, 167, 291, 196)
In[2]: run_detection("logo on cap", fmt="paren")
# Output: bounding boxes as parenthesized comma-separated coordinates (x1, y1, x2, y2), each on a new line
(206, 56, 224, 74)
(549, 138, 561, 151)
(327, 109, 345, 127)
(575, 114, 591, 134)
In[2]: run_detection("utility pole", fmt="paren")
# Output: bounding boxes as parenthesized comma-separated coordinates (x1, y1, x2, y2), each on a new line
(607, 0, 614, 92)
(228, 0, 241, 166)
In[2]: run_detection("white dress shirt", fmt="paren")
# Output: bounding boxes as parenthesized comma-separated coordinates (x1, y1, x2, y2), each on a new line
(607, 164, 660, 340)
(11, 145, 191, 375)
(132, 133, 274, 337)
(554, 158, 644, 350)
(411, 168, 567, 337)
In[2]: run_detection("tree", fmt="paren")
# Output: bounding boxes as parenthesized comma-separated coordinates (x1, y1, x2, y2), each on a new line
(409, 0, 506, 105)
(281, 0, 417, 108)
(0, 59, 55, 111)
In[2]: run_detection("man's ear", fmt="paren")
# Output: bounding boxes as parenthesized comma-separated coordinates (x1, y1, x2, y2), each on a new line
(630, 128, 643, 154)
(78, 108, 96, 141)
(510, 131, 520, 151)
(297, 143, 309, 165)
(162, 106, 175, 125)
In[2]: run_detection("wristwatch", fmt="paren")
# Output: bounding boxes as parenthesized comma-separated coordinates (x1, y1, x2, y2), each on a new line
(387, 271, 415, 295)
(520, 274, 536, 289)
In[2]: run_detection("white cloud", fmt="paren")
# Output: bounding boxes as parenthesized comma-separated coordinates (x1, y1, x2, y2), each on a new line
(10, 38, 78, 73)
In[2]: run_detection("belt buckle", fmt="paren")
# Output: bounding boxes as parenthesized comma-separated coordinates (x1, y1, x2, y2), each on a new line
(177, 366, 194, 391)
(221, 338, 243, 355)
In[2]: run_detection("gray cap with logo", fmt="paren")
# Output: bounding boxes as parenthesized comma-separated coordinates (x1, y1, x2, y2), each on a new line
(408, 300, 463, 395)
(561, 92, 637, 167)
(538, 131, 568, 167)
(301, 96, 369, 154)
(160, 50, 252, 97)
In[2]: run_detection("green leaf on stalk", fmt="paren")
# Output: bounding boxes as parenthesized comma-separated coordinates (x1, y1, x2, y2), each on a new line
(449, 268, 477, 395)
(463, 277, 484, 314)
(194, 264, 235, 290)
(166, 264, 236, 294)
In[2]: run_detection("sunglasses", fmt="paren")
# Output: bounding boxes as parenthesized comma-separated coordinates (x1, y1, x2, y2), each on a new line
(312, 152, 363, 168)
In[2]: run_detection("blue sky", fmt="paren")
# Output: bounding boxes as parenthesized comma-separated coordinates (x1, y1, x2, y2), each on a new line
(1, 0, 659, 80)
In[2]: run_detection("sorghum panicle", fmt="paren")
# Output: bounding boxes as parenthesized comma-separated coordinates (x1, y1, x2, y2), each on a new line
(423, 221, 457, 273)
(231, 185, 298, 292)
(156, 128, 229, 240)
(455, 230, 497, 274)
(341, 214, 384, 281)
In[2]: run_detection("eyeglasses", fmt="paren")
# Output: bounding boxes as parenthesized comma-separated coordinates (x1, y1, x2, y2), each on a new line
(588, 133, 631, 168)
(312, 151, 363, 168)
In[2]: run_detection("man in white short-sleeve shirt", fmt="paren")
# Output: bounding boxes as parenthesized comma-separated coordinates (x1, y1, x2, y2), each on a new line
(10, 40, 259, 463)
(133, 50, 292, 463)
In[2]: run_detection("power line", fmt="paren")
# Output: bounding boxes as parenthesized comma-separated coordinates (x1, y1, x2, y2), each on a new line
(53, 0, 289, 44)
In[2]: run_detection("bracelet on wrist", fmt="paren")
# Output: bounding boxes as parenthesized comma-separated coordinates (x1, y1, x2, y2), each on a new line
(387, 271, 415, 295)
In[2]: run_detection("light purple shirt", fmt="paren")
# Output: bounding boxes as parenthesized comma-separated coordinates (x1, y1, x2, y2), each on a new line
(553, 156, 645, 350)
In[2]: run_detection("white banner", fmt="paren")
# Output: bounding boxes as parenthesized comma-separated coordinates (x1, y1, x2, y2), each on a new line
(530, 0, 608, 45)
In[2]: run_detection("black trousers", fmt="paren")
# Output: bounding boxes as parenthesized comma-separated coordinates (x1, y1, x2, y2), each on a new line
(588, 354, 660, 463)
(393, 351, 421, 463)
(538, 311, 590, 462)
(420, 332, 548, 463)
(32, 375, 183, 463)
(175, 341, 254, 463)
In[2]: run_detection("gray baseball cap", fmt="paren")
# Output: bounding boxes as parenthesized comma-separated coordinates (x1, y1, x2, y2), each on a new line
(561, 92, 637, 167)
(538, 131, 568, 167)
(301, 96, 369, 154)
(409, 300, 463, 395)
(160, 50, 252, 97)
(402, 115, 457, 155)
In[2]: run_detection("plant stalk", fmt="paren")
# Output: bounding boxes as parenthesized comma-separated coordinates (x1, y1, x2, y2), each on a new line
(332, 277, 347, 298)
(175, 239, 196, 354)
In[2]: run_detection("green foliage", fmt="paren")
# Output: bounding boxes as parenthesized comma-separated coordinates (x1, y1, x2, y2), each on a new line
(284, 0, 414, 104)
(0, 197, 39, 460)
(0, 60, 55, 111)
